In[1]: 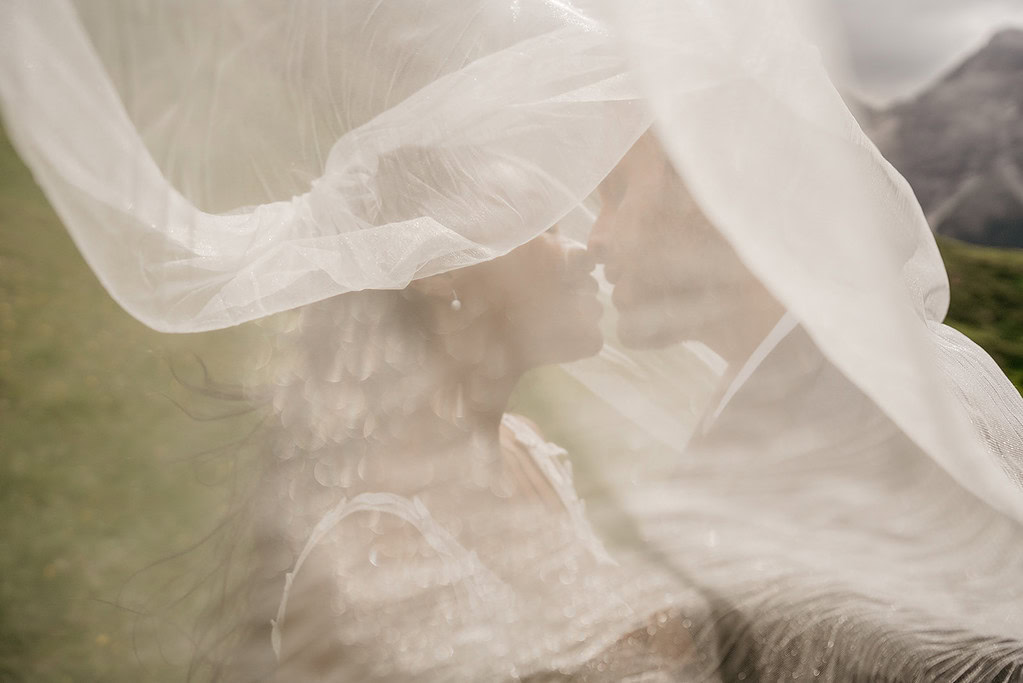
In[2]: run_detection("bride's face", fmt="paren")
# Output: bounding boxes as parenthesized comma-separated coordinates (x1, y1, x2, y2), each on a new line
(440, 229, 603, 368)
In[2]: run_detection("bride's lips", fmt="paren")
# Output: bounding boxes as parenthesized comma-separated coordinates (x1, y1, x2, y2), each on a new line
(562, 253, 599, 293)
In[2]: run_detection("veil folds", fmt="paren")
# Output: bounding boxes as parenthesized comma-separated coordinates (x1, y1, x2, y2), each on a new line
(4, 0, 1023, 680)
(1, 0, 647, 331)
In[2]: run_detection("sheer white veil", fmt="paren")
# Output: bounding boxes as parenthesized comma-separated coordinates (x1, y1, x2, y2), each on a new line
(4, 0, 1023, 680)
(1, 0, 646, 331)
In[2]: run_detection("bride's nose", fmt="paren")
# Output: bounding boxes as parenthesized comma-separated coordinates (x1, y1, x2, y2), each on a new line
(587, 207, 613, 264)
(555, 234, 596, 276)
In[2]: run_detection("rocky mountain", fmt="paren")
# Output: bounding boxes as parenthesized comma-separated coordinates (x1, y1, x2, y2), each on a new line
(866, 29, 1023, 248)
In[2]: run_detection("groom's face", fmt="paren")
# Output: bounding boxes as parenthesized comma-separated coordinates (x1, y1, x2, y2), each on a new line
(587, 134, 780, 359)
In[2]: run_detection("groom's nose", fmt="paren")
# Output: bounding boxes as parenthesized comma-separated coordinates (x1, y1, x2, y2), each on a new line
(587, 206, 614, 264)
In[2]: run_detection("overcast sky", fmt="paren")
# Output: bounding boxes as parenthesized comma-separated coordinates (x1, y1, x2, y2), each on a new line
(822, 0, 1023, 105)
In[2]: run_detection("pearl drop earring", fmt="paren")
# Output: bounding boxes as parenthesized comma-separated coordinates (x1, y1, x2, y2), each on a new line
(450, 290, 462, 312)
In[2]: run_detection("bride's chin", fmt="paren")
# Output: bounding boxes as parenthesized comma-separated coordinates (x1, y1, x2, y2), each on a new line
(576, 325, 605, 358)
(563, 320, 605, 363)
(570, 297, 605, 357)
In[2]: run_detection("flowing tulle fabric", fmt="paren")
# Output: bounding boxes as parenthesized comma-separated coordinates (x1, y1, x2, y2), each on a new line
(4, 1, 1023, 680)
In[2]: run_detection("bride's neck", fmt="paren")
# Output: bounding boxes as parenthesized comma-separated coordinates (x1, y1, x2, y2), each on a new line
(398, 338, 523, 455)
(271, 293, 530, 465)
(403, 298, 529, 451)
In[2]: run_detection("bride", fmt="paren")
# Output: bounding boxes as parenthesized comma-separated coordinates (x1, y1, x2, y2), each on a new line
(215, 226, 712, 681)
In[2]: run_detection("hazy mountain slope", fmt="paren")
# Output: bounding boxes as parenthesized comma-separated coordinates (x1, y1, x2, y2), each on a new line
(872, 29, 1023, 247)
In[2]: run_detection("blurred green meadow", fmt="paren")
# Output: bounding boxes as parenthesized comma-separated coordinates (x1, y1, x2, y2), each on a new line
(1, 126, 1021, 682)
(941, 237, 1023, 389)
(0, 131, 261, 681)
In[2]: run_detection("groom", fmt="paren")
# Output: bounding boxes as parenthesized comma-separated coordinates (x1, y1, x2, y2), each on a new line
(584, 133, 992, 682)
(584, 131, 790, 682)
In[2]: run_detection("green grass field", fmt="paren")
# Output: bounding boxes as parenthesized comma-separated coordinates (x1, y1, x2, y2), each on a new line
(939, 236, 1023, 389)
(1, 129, 1021, 681)
(0, 132, 260, 681)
